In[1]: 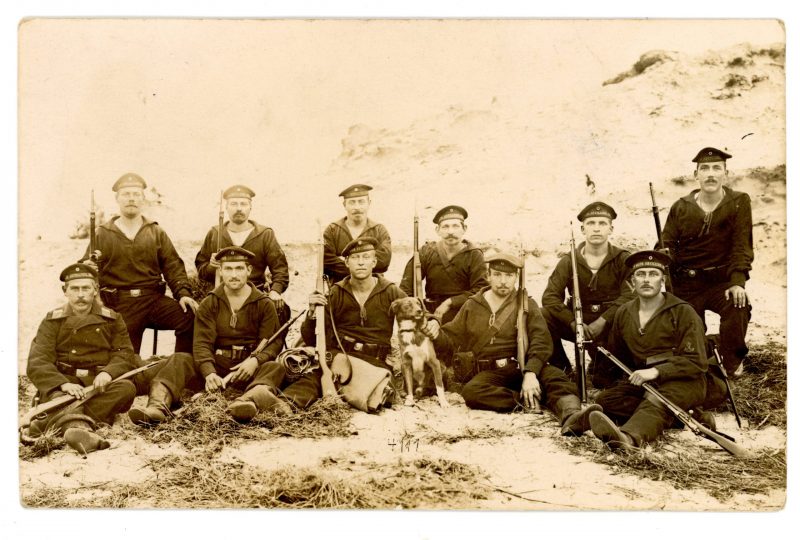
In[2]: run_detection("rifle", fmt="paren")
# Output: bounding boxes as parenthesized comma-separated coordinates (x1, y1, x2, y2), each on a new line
(597, 346, 754, 459)
(649, 182, 673, 293)
(89, 190, 97, 262)
(413, 205, 424, 299)
(709, 338, 744, 428)
(220, 309, 307, 388)
(316, 221, 338, 398)
(570, 223, 589, 404)
(20, 359, 163, 440)
(215, 190, 224, 287)
(517, 250, 541, 413)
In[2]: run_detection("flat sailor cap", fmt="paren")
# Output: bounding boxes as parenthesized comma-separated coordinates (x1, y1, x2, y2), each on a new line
(692, 147, 732, 163)
(433, 205, 468, 224)
(342, 237, 378, 257)
(339, 184, 373, 199)
(217, 246, 255, 263)
(577, 201, 617, 222)
(485, 252, 522, 273)
(626, 250, 671, 272)
(223, 184, 255, 200)
(112, 173, 147, 192)
(60, 263, 98, 283)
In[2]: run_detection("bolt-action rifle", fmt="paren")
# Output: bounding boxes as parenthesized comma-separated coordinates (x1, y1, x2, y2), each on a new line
(649, 182, 673, 293)
(570, 223, 589, 404)
(413, 205, 424, 300)
(517, 250, 542, 413)
(89, 190, 97, 262)
(316, 221, 338, 398)
(215, 190, 224, 287)
(597, 346, 753, 459)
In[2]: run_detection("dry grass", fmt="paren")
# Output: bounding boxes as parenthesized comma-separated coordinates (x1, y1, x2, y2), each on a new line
(19, 427, 65, 461)
(22, 455, 489, 509)
(257, 396, 356, 438)
(725, 341, 787, 428)
(558, 435, 786, 501)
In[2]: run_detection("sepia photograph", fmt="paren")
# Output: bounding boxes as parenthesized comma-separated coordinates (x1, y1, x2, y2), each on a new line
(15, 14, 787, 518)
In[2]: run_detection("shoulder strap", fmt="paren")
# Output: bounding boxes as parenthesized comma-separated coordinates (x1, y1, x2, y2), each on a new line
(471, 298, 518, 357)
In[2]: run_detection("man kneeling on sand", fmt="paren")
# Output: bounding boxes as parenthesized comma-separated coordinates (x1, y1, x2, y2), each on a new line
(129, 247, 290, 425)
(26, 264, 138, 454)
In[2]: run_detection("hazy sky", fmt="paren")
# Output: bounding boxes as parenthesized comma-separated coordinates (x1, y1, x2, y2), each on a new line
(19, 19, 783, 241)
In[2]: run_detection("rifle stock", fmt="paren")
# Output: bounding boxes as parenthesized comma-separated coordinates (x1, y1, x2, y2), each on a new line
(711, 343, 744, 428)
(570, 224, 588, 404)
(516, 251, 541, 413)
(215, 190, 224, 287)
(597, 346, 754, 459)
(316, 222, 338, 398)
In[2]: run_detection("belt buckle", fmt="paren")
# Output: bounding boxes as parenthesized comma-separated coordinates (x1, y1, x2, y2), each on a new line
(76, 368, 89, 377)
(130, 289, 141, 297)
(495, 358, 507, 368)
(591, 304, 600, 313)
(687, 269, 697, 277)
(215, 349, 224, 356)
(354, 343, 364, 352)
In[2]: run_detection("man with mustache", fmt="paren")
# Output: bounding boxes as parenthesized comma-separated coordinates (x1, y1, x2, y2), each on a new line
(426, 253, 600, 436)
(661, 147, 753, 377)
(26, 264, 138, 454)
(195, 185, 289, 312)
(540, 202, 633, 383)
(588, 250, 710, 452)
(83, 173, 198, 357)
(323, 184, 392, 283)
(129, 247, 288, 424)
(399, 205, 487, 324)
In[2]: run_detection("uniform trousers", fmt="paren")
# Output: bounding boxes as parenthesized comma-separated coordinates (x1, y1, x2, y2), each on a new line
(111, 294, 194, 356)
(41, 376, 136, 425)
(673, 279, 751, 373)
(595, 377, 707, 446)
(151, 352, 285, 401)
(461, 363, 578, 413)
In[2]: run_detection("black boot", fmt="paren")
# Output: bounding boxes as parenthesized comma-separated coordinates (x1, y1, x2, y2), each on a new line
(128, 383, 173, 426)
(555, 395, 603, 436)
(53, 413, 110, 455)
(226, 385, 291, 422)
(589, 411, 636, 452)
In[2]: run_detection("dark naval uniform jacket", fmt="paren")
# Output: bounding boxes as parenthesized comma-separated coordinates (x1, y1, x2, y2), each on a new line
(195, 220, 290, 292)
(434, 287, 553, 376)
(595, 292, 708, 388)
(193, 284, 282, 378)
(323, 218, 392, 282)
(541, 242, 633, 326)
(27, 302, 136, 396)
(301, 276, 405, 362)
(399, 240, 488, 312)
(661, 186, 754, 288)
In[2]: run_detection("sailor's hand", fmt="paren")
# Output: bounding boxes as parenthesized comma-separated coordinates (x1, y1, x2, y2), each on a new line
(93, 372, 112, 391)
(268, 290, 284, 309)
(423, 319, 441, 340)
(208, 252, 221, 270)
(521, 372, 542, 407)
(82, 251, 102, 271)
(724, 285, 749, 309)
(629, 368, 659, 386)
(179, 296, 199, 314)
(587, 318, 607, 339)
(205, 373, 224, 392)
(60, 382, 86, 399)
(228, 357, 258, 384)
(308, 291, 328, 309)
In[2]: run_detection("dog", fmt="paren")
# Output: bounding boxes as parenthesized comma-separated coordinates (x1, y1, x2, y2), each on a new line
(390, 297, 449, 408)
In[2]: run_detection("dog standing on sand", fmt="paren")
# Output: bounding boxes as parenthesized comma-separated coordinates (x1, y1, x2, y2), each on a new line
(391, 297, 449, 408)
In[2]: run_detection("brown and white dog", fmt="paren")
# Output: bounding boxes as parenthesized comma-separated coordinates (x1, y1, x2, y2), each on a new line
(390, 297, 449, 408)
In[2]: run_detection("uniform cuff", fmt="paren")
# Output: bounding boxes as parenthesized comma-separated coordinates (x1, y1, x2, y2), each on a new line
(729, 271, 747, 288)
(198, 361, 217, 379)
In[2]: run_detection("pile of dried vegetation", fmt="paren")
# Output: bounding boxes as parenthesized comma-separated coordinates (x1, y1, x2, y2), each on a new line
(558, 435, 786, 501)
(724, 341, 787, 428)
(22, 456, 489, 509)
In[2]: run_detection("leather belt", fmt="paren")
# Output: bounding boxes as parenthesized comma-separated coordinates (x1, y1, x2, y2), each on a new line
(477, 357, 518, 372)
(57, 362, 99, 377)
(215, 345, 253, 359)
(341, 336, 390, 360)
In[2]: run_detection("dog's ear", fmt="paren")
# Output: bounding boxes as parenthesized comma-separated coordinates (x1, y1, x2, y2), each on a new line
(417, 296, 426, 314)
(389, 298, 401, 316)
